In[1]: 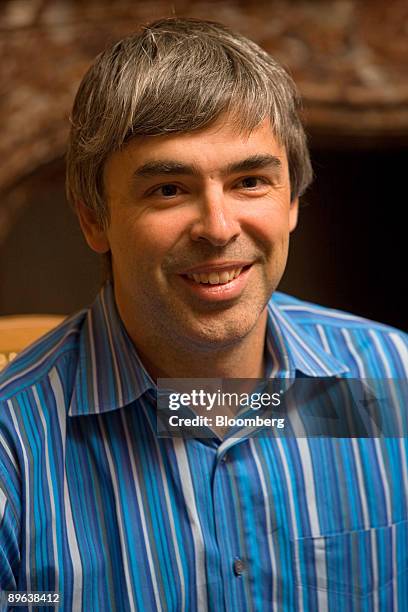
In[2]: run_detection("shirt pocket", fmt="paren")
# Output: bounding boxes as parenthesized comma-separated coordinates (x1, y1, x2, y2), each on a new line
(290, 519, 408, 609)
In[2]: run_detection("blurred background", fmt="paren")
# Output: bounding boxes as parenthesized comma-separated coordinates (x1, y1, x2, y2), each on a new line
(1, 0, 407, 330)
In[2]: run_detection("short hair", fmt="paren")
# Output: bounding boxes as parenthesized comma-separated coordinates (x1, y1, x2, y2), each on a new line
(66, 17, 313, 230)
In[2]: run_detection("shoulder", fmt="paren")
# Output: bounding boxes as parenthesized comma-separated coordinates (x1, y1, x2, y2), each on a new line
(272, 291, 407, 336)
(271, 292, 408, 377)
(0, 309, 87, 520)
(0, 308, 87, 403)
(273, 292, 404, 332)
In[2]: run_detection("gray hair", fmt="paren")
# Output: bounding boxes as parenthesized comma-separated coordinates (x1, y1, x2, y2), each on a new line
(66, 17, 312, 229)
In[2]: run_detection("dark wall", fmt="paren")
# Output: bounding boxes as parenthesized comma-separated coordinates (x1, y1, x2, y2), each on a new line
(1, 147, 407, 331)
(0, 161, 102, 315)
(280, 146, 407, 331)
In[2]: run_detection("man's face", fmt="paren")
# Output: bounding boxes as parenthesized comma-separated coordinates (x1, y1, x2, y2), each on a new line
(84, 114, 298, 350)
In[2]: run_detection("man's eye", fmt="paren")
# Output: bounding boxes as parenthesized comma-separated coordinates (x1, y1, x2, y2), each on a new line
(237, 177, 269, 189)
(152, 184, 180, 197)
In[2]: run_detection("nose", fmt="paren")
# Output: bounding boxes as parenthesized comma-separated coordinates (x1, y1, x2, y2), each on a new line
(189, 192, 241, 246)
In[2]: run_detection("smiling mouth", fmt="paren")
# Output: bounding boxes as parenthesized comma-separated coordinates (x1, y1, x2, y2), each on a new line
(182, 265, 252, 285)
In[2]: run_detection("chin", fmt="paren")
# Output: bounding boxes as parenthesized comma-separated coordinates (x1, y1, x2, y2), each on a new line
(183, 316, 258, 350)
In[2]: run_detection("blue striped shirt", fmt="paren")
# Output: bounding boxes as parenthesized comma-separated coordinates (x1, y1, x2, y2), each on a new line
(0, 282, 407, 611)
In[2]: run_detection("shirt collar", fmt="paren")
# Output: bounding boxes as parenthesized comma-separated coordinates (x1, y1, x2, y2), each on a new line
(69, 282, 155, 416)
(266, 297, 349, 378)
(69, 283, 349, 417)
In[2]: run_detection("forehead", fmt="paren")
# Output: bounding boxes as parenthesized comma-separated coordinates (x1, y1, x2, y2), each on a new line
(105, 115, 288, 180)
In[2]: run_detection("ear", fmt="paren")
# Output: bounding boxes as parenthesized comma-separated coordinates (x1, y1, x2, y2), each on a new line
(289, 197, 299, 233)
(75, 201, 110, 254)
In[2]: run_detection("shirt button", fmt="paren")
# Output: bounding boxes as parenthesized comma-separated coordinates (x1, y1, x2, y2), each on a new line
(221, 455, 228, 463)
(233, 558, 245, 576)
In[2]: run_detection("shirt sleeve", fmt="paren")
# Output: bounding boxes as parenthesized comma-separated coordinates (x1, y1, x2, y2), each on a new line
(0, 402, 21, 597)
(0, 472, 20, 594)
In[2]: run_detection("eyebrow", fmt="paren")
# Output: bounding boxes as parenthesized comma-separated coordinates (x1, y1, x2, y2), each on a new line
(132, 154, 282, 180)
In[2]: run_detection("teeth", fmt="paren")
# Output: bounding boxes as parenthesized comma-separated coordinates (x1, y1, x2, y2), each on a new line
(209, 271, 223, 284)
(187, 267, 243, 284)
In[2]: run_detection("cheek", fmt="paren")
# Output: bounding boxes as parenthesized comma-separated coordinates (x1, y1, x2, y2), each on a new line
(140, 222, 184, 264)
(111, 214, 184, 270)
(249, 207, 291, 249)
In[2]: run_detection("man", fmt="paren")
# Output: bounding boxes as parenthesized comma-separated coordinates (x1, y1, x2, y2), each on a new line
(1, 17, 407, 612)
